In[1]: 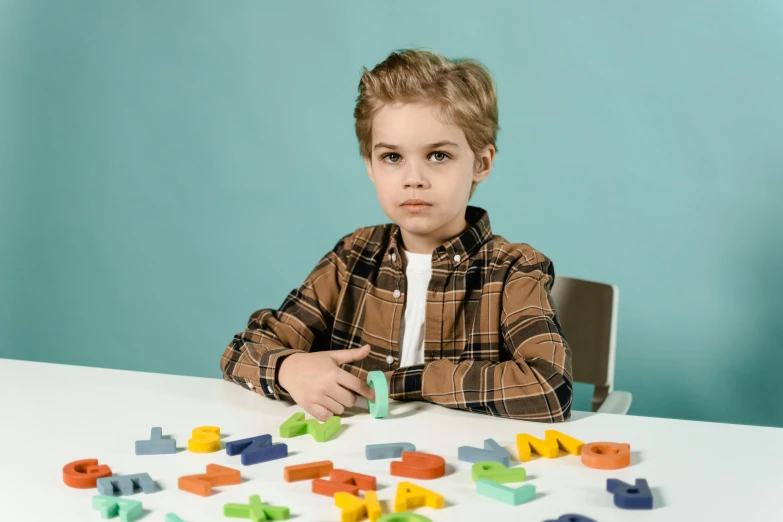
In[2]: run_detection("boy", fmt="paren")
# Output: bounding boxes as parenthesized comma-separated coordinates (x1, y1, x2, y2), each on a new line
(220, 48, 572, 423)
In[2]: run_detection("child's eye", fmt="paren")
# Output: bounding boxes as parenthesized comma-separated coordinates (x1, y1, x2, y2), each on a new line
(380, 152, 450, 163)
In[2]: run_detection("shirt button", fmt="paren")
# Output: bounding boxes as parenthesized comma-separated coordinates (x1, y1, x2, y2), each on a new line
(393, 289, 401, 298)
(391, 253, 396, 262)
(454, 254, 461, 263)
(386, 355, 394, 364)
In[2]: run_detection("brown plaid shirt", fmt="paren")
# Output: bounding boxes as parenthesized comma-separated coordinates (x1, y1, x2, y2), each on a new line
(220, 205, 573, 422)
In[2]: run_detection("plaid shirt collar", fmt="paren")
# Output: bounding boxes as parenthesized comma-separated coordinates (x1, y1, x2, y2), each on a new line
(386, 205, 494, 270)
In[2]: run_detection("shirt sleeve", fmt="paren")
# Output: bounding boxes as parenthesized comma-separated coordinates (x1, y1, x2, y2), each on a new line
(219, 232, 352, 400)
(389, 257, 573, 422)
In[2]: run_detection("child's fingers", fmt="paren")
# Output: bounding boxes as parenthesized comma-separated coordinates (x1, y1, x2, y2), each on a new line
(327, 382, 357, 409)
(325, 344, 371, 365)
(320, 395, 345, 417)
(337, 370, 376, 403)
(308, 403, 334, 423)
(353, 396, 369, 410)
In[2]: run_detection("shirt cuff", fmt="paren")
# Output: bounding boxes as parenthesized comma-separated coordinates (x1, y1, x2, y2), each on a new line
(389, 364, 425, 401)
(257, 347, 301, 400)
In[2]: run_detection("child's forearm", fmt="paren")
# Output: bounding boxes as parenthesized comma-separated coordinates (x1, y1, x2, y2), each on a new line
(220, 333, 303, 400)
(389, 358, 572, 422)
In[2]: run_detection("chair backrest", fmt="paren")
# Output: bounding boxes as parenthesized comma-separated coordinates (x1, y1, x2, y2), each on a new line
(550, 276, 619, 410)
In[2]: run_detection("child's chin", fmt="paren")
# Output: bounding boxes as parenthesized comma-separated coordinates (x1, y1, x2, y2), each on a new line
(398, 217, 443, 234)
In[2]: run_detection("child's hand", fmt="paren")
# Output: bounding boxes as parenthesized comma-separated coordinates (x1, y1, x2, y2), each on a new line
(278, 344, 376, 421)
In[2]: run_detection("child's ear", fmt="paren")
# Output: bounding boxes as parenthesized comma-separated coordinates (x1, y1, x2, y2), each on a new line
(472, 144, 495, 183)
(364, 156, 376, 184)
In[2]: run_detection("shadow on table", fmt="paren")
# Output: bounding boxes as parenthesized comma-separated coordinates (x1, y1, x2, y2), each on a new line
(651, 486, 666, 508)
(219, 432, 232, 450)
(386, 402, 426, 419)
(567, 410, 598, 422)
(342, 399, 426, 419)
(629, 450, 644, 467)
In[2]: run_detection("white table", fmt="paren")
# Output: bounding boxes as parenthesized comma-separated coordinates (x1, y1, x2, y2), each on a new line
(1, 358, 780, 521)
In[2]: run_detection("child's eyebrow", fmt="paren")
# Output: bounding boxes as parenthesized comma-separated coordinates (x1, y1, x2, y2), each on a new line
(374, 140, 459, 151)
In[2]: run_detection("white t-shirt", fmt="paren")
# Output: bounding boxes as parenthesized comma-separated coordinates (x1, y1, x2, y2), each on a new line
(399, 248, 432, 367)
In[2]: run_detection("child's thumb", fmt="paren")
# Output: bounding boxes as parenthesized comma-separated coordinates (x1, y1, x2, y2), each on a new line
(327, 344, 371, 365)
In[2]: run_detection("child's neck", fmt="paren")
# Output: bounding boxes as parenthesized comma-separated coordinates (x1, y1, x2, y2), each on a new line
(399, 216, 469, 255)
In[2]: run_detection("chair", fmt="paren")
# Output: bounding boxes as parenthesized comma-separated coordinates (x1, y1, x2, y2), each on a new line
(550, 276, 633, 414)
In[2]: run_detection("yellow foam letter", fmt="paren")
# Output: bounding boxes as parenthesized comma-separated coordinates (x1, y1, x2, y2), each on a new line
(545, 430, 584, 456)
(394, 482, 444, 512)
(187, 426, 220, 453)
(515, 433, 558, 461)
(335, 491, 381, 522)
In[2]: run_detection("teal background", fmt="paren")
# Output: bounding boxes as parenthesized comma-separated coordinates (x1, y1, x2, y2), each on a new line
(2, 1, 781, 427)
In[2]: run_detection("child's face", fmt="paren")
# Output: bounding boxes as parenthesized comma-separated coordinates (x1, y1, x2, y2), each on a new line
(364, 102, 494, 252)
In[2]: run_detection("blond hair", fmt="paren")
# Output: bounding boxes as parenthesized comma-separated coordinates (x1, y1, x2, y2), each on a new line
(354, 48, 500, 200)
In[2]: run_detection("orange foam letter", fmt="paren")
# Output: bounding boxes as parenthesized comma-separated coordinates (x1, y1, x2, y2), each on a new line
(63, 459, 112, 488)
(178, 464, 240, 496)
(581, 442, 631, 469)
(390, 451, 445, 480)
